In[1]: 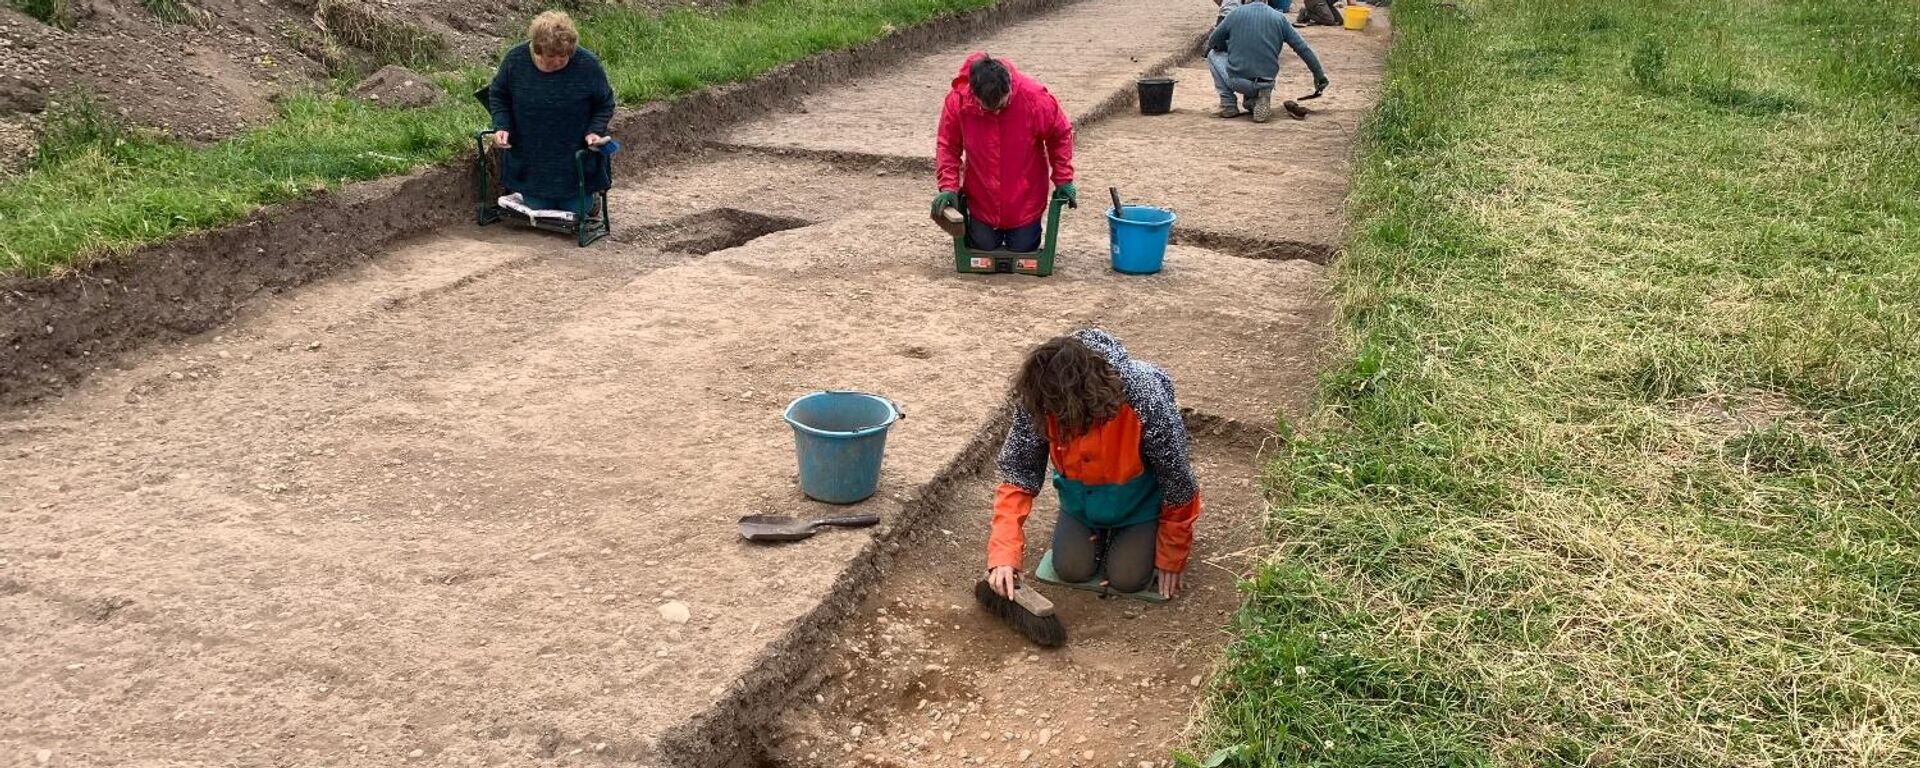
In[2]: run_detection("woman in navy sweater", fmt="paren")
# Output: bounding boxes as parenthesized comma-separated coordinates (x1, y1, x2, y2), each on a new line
(486, 11, 616, 212)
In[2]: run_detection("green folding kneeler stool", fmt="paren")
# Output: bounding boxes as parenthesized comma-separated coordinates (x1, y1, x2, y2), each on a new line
(469, 85, 613, 248)
(950, 194, 1071, 276)
(1032, 548, 1169, 603)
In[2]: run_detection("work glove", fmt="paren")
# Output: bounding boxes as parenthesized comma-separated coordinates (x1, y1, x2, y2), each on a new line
(1298, 75, 1330, 101)
(931, 189, 960, 217)
(1052, 182, 1078, 209)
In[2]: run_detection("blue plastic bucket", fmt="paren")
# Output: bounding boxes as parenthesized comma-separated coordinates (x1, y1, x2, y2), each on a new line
(783, 391, 902, 504)
(1106, 205, 1177, 274)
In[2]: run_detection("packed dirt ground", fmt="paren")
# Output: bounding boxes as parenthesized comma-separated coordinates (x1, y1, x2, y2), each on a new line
(0, 1, 1389, 765)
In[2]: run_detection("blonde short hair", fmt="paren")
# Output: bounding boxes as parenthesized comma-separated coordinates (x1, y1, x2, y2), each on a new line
(529, 11, 579, 58)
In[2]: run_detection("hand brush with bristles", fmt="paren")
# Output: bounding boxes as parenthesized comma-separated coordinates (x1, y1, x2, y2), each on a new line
(974, 578, 1066, 647)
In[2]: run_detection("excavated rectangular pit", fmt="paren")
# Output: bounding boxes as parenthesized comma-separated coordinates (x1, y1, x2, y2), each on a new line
(752, 419, 1271, 768)
(1170, 228, 1338, 264)
(641, 208, 815, 255)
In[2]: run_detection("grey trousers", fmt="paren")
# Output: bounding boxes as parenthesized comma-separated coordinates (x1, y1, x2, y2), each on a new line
(1050, 513, 1157, 593)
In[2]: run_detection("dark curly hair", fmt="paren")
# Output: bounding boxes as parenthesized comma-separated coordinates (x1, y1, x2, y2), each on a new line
(1013, 336, 1124, 438)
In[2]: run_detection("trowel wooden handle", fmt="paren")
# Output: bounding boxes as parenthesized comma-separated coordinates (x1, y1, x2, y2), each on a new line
(941, 206, 964, 223)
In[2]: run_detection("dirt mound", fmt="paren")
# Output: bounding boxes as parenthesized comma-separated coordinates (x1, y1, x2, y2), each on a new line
(348, 64, 444, 108)
(0, 0, 678, 161)
(0, 68, 43, 173)
(0, 72, 49, 115)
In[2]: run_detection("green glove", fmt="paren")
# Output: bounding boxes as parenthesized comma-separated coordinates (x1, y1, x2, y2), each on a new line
(1313, 74, 1330, 94)
(1052, 182, 1078, 208)
(931, 189, 959, 217)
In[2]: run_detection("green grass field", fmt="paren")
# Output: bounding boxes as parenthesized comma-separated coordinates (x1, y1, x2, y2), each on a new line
(0, 0, 995, 276)
(1194, 1, 1919, 766)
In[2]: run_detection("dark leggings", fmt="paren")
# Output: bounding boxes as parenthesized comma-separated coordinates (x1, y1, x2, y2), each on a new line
(1050, 514, 1157, 593)
(965, 217, 1044, 252)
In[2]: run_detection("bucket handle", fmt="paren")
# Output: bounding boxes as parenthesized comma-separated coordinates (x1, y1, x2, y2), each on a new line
(818, 389, 906, 421)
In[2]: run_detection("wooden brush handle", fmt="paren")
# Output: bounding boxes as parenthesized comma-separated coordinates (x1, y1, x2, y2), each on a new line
(1011, 582, 1055, 617)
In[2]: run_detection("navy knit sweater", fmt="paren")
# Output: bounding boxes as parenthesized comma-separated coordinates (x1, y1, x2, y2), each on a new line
(487, 43, 616, 200)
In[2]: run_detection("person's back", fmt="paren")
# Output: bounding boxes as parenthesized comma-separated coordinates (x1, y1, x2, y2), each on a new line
(1211, 2, 1291, 83)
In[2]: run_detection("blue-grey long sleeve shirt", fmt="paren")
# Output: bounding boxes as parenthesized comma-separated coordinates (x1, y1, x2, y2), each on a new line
(1206, 2, 1327, 85)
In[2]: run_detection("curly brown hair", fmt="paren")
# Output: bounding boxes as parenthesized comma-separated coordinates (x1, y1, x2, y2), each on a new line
(1013, 336, 1124, 438)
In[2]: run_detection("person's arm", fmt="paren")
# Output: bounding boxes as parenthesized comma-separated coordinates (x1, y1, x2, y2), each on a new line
(1039, 91, 1074, 187)
(487, 57, 514, 132)
(585, 58, 616, 137)
(987, 406, 1050, 571)
(1206, 15, 1232, 52)
(1281, 20, 1328, 86)
(1135, 365, 1201, 574)
(935, 92, 964, 192)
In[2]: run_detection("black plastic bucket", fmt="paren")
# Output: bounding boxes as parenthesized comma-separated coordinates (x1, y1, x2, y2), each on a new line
(1137, 77, 1175, 115)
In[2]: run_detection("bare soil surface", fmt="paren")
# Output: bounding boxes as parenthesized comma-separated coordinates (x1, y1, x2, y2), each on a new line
(719, 0, 1206, 161)
(1073, 18, 1391, 255)
(762, 428, 1273, 768)
(1, 4, 1390, 766)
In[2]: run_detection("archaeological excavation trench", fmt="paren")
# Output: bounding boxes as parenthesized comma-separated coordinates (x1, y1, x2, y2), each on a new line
(0, 2, 1388, 766)
(754, 419, 1274, 768)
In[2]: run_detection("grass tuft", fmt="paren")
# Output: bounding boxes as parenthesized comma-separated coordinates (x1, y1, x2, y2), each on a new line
(315, 0, 449, 71)
(141, 0, 193, 25)
(10, 0, 69, 28)
(1199, 0, 1920, 766)
(1629, 36, 1666, 90)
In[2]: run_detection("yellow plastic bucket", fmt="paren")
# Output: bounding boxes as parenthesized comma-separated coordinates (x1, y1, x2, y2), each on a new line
(1342, 3, 1371, 29)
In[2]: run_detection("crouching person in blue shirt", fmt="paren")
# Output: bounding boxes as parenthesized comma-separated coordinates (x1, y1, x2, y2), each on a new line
(1207, 0, 1330, 122)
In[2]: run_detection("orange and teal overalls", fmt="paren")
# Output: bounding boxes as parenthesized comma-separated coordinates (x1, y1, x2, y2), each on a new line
(987, 330, 1203, 581)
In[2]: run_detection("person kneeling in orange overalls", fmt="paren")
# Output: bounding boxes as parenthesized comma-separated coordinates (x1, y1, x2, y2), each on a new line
(984, 330, 1202, 602)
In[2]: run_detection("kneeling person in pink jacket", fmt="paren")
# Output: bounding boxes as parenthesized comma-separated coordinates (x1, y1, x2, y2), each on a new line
(932, 54, 1078, 253)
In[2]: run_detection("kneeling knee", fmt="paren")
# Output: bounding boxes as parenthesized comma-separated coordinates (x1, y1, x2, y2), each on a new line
(1106, 563, 1154, 594)
(1053, 551, 1099, 583)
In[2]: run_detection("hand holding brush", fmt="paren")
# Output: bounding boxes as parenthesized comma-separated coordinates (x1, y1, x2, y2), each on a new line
(975, 567, 1066, 647)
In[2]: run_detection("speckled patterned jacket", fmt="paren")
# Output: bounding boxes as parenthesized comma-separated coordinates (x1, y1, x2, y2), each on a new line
(987, 329, 1203, 574)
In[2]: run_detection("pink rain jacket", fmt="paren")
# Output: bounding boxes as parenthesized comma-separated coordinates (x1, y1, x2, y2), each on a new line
(935, 53, 1075, 230)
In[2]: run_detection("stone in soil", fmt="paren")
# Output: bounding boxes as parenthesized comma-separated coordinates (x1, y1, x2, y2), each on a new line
(0, 74, 49, 115)
(349, 65, 444, 109)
